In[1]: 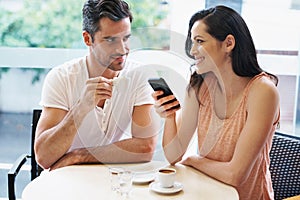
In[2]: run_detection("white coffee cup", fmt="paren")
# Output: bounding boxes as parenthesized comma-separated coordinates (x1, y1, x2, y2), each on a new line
(158, 168, 176, 188)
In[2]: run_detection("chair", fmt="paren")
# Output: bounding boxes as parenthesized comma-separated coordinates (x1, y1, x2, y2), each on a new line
(8, 109, 43, 200)
(269, 131, 300, 200)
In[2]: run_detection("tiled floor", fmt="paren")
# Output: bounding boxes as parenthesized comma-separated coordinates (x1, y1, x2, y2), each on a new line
(0, 112, 32, 199)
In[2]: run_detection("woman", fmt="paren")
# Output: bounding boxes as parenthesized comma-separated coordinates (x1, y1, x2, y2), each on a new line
(153, 5, 280, 200)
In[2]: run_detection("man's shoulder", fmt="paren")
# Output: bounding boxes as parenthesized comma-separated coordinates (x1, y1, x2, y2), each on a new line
(120, 60, 157, 92)
(124, 59, 156, 75)
(125, 59, 143, 69)
(50, 57, 86, 74)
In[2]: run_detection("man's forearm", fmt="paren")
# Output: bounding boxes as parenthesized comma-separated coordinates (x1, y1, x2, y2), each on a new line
(50, 137, 157, 170)
(35, 104, 89, 169)
(87, 137, 157, 163)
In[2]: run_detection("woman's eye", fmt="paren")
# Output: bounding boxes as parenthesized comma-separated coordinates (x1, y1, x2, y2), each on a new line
(196, 39, 203, 44)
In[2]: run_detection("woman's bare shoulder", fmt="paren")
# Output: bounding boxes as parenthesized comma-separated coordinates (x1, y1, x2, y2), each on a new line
(247, 76, 279, 108)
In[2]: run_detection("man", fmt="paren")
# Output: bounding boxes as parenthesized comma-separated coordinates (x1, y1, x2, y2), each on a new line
(35, 0, 160, 170)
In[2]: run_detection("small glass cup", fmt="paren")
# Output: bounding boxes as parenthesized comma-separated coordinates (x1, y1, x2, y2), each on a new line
(108, 167, 124, 192)
(118, 170, 133, 197)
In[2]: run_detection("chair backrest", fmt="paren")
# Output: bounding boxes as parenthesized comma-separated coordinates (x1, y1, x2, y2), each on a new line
(269, 131, 300, 200)
(8, 109, 43, 200)
(31, 109, 43, 180)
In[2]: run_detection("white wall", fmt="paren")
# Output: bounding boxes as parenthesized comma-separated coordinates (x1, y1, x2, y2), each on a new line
(0, 68, 45, 112)
(0, 47, 88, 112)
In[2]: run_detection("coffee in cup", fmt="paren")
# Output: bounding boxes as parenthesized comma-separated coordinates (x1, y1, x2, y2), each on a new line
(158, 168, 176, 188)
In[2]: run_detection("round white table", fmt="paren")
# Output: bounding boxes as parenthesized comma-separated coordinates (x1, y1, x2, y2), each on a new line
(22, 161, 239, 200)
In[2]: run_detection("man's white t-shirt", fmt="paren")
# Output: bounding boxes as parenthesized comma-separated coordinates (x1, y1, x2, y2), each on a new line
(40, 56, 156, 152)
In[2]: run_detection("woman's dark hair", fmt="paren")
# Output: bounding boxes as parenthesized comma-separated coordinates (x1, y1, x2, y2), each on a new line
(185, 5, 278, 94)
(82, 0, 133, 41)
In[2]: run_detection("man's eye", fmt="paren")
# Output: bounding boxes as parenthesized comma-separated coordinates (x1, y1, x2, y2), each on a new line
(123, 35, 131, 42)
(105, 38, 115, 42)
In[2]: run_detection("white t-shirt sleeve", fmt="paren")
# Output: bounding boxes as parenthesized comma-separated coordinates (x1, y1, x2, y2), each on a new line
(127, 65, 157, 106)
(39, 67, 69, 111)
(134, 82, 155, 106)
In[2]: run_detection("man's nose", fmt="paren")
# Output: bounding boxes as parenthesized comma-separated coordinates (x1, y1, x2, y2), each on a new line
(115, 40, 128, 55)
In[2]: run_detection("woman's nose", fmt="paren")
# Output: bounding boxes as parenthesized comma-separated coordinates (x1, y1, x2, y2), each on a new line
(190, 44, 197, 57)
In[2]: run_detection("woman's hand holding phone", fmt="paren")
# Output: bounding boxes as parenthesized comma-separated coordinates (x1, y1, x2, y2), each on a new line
(148, 78, 181, 118)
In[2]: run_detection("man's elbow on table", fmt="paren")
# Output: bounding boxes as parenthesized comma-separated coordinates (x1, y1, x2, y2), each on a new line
(35, 145, 56, 170)
(136, 137, 157, 162)
(35, 154, 53, 170)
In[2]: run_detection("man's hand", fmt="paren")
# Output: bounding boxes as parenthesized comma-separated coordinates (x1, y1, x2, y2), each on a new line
(78, 76, 113, 112)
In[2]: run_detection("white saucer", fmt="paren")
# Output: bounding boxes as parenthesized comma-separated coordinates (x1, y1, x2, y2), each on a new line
(149, 182, 183, 194)
(133, 173, 155, 184)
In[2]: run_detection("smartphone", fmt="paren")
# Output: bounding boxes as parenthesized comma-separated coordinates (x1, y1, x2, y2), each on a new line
(148, 78, 180, 109)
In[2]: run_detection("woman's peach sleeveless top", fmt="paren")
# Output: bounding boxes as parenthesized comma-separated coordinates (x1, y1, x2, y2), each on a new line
(197, 72, 279, 200)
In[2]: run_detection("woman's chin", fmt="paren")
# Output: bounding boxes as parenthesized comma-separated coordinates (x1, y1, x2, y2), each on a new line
(195, 67, 210, 75)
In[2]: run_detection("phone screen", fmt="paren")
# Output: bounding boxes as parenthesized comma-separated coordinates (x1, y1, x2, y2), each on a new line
(148, 78, 180, 109)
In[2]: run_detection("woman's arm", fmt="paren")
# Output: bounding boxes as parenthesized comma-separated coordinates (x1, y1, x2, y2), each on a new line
(181, 79, 280, 187)
(154, 88, 200, 164)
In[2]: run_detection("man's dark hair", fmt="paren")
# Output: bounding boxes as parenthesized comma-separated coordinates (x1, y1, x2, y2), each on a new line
(82, 0, 133, 41)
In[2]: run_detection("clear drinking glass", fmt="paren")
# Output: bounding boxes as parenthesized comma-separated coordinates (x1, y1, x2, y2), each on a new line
(109, 167, 124, 192)
(118, 170, 133, 197)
